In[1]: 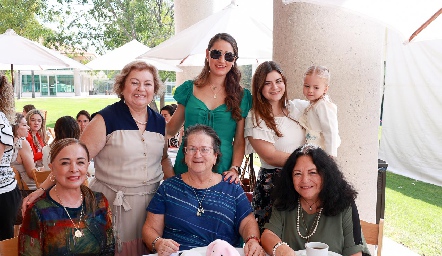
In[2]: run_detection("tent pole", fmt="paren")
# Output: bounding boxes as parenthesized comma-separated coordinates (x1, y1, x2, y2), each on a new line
(409, 8, 442, 42)
(11, 64, 14, 87)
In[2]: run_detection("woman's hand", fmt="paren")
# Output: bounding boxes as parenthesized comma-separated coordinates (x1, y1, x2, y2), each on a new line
(223, 169, 240, 184)
(274, 244, 295, 256)
(244, 239, 265, 256)
(155, 238, 180, 256)
(21, 188, 45, 215)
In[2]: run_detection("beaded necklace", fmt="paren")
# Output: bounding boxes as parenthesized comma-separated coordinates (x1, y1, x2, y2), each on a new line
(133, 118, 147, 125)
(296, 198, 323, 241)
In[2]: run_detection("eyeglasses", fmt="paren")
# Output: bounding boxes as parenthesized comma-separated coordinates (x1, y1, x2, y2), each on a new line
(184, 146, 214, 155)
(209, 49, 236, 62)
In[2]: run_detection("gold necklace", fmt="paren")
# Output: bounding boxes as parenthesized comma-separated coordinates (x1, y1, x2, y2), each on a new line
(210, 84, 223, 99)
(188, 173, 213, 216)
(54, 185, 84, 238)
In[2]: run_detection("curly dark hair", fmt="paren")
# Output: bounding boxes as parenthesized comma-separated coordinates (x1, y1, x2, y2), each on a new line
(194, 33, 243, 121)
(181, 124, 222, 169)
(272, 144, 357, 216)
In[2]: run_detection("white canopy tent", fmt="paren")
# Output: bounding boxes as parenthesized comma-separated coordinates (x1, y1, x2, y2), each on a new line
(138, 0, 272, 66)
(86, 40, 182, 72)
(379, 31, 442, 186)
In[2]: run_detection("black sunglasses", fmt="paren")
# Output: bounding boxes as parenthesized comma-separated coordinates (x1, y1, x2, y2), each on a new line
(209, 49, 236, 62)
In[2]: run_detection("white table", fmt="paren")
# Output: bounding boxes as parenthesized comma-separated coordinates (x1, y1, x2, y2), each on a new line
(144, 246, 244, 256)
(145, 247, 342, 256)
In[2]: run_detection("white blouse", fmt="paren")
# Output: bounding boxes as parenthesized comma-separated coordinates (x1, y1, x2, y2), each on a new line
(245, 99, 308, 169)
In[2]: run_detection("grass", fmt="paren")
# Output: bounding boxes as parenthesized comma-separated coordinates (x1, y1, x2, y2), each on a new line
(15, 97, 175, 127)
(15, 97, 121, 127)
(15, 97, 441, 255)
(384, 171, 442, 256)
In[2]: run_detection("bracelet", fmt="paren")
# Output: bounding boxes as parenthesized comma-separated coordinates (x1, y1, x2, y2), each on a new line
(245, 235, 260, 244)
(230, 166, 240, 173)
(152, 236, 161, 252)
(39, 187, 46, 192)
(272, 241, 288, 256)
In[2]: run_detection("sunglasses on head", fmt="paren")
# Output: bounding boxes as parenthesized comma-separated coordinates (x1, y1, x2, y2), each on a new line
(209, 49, 236, 62)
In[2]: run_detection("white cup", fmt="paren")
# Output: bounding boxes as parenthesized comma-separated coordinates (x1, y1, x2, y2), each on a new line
(305, 242, 329, 256)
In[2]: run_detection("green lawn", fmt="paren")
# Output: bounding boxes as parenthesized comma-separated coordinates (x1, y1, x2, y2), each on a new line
(15, 97, 121, 127)
(384, 171, 442, 256)
(15, 97, 175, 127)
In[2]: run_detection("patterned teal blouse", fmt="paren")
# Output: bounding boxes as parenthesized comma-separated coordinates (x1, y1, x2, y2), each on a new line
(19, 188, 115, 256)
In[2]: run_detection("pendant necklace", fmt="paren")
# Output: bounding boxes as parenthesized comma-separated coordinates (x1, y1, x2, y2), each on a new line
(210, 84, 223, 99)
(189, 173, 212, 216)
(302, 197, 319, 211)
(296, 198, 322, 241)
(55, 185, 84, 238)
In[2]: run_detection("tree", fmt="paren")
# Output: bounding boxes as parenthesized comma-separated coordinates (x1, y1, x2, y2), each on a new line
(41, 0, 176, 83)
(0, 0, 54, 40)
(43, 0, 174, 55)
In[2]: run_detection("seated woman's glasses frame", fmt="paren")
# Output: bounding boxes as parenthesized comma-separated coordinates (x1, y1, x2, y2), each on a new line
(184, 146, 214, 155)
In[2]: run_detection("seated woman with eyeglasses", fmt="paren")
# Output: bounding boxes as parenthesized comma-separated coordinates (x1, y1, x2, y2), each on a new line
(142, 125, 265, 256)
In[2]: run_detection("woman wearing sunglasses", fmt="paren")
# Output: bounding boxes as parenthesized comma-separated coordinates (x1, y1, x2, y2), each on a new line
(167, 33, 252, 183)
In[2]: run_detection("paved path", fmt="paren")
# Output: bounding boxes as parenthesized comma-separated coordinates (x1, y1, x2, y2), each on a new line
(382, 237, 421, 256)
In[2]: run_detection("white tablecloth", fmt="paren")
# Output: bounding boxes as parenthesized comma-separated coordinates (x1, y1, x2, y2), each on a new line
(144, 247, 342, 256)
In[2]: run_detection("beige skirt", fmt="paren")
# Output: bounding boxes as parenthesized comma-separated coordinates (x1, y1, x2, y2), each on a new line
(90, 178, 159, 256)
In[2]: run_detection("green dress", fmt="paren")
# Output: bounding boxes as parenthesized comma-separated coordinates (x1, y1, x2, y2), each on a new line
(173, 80, 252, 175)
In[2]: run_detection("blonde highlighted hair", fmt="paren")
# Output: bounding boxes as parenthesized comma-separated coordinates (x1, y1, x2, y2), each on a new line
(304, 65, 331, 86)
(26, 109, 48, 144)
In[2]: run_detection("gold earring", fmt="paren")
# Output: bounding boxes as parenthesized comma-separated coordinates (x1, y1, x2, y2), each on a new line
(49, 174, 55, 182)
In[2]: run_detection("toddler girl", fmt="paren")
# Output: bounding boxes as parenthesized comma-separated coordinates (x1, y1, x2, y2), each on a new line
(299, 65, 340, 157)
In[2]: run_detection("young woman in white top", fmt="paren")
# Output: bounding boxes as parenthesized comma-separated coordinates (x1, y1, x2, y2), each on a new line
(244, 61, 307, 232)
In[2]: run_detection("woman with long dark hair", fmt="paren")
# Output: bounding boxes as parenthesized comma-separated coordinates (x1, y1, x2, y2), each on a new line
(261, 145, 371, 256)
(245, 61, 307, 232)
(167, 33, 252, 182)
